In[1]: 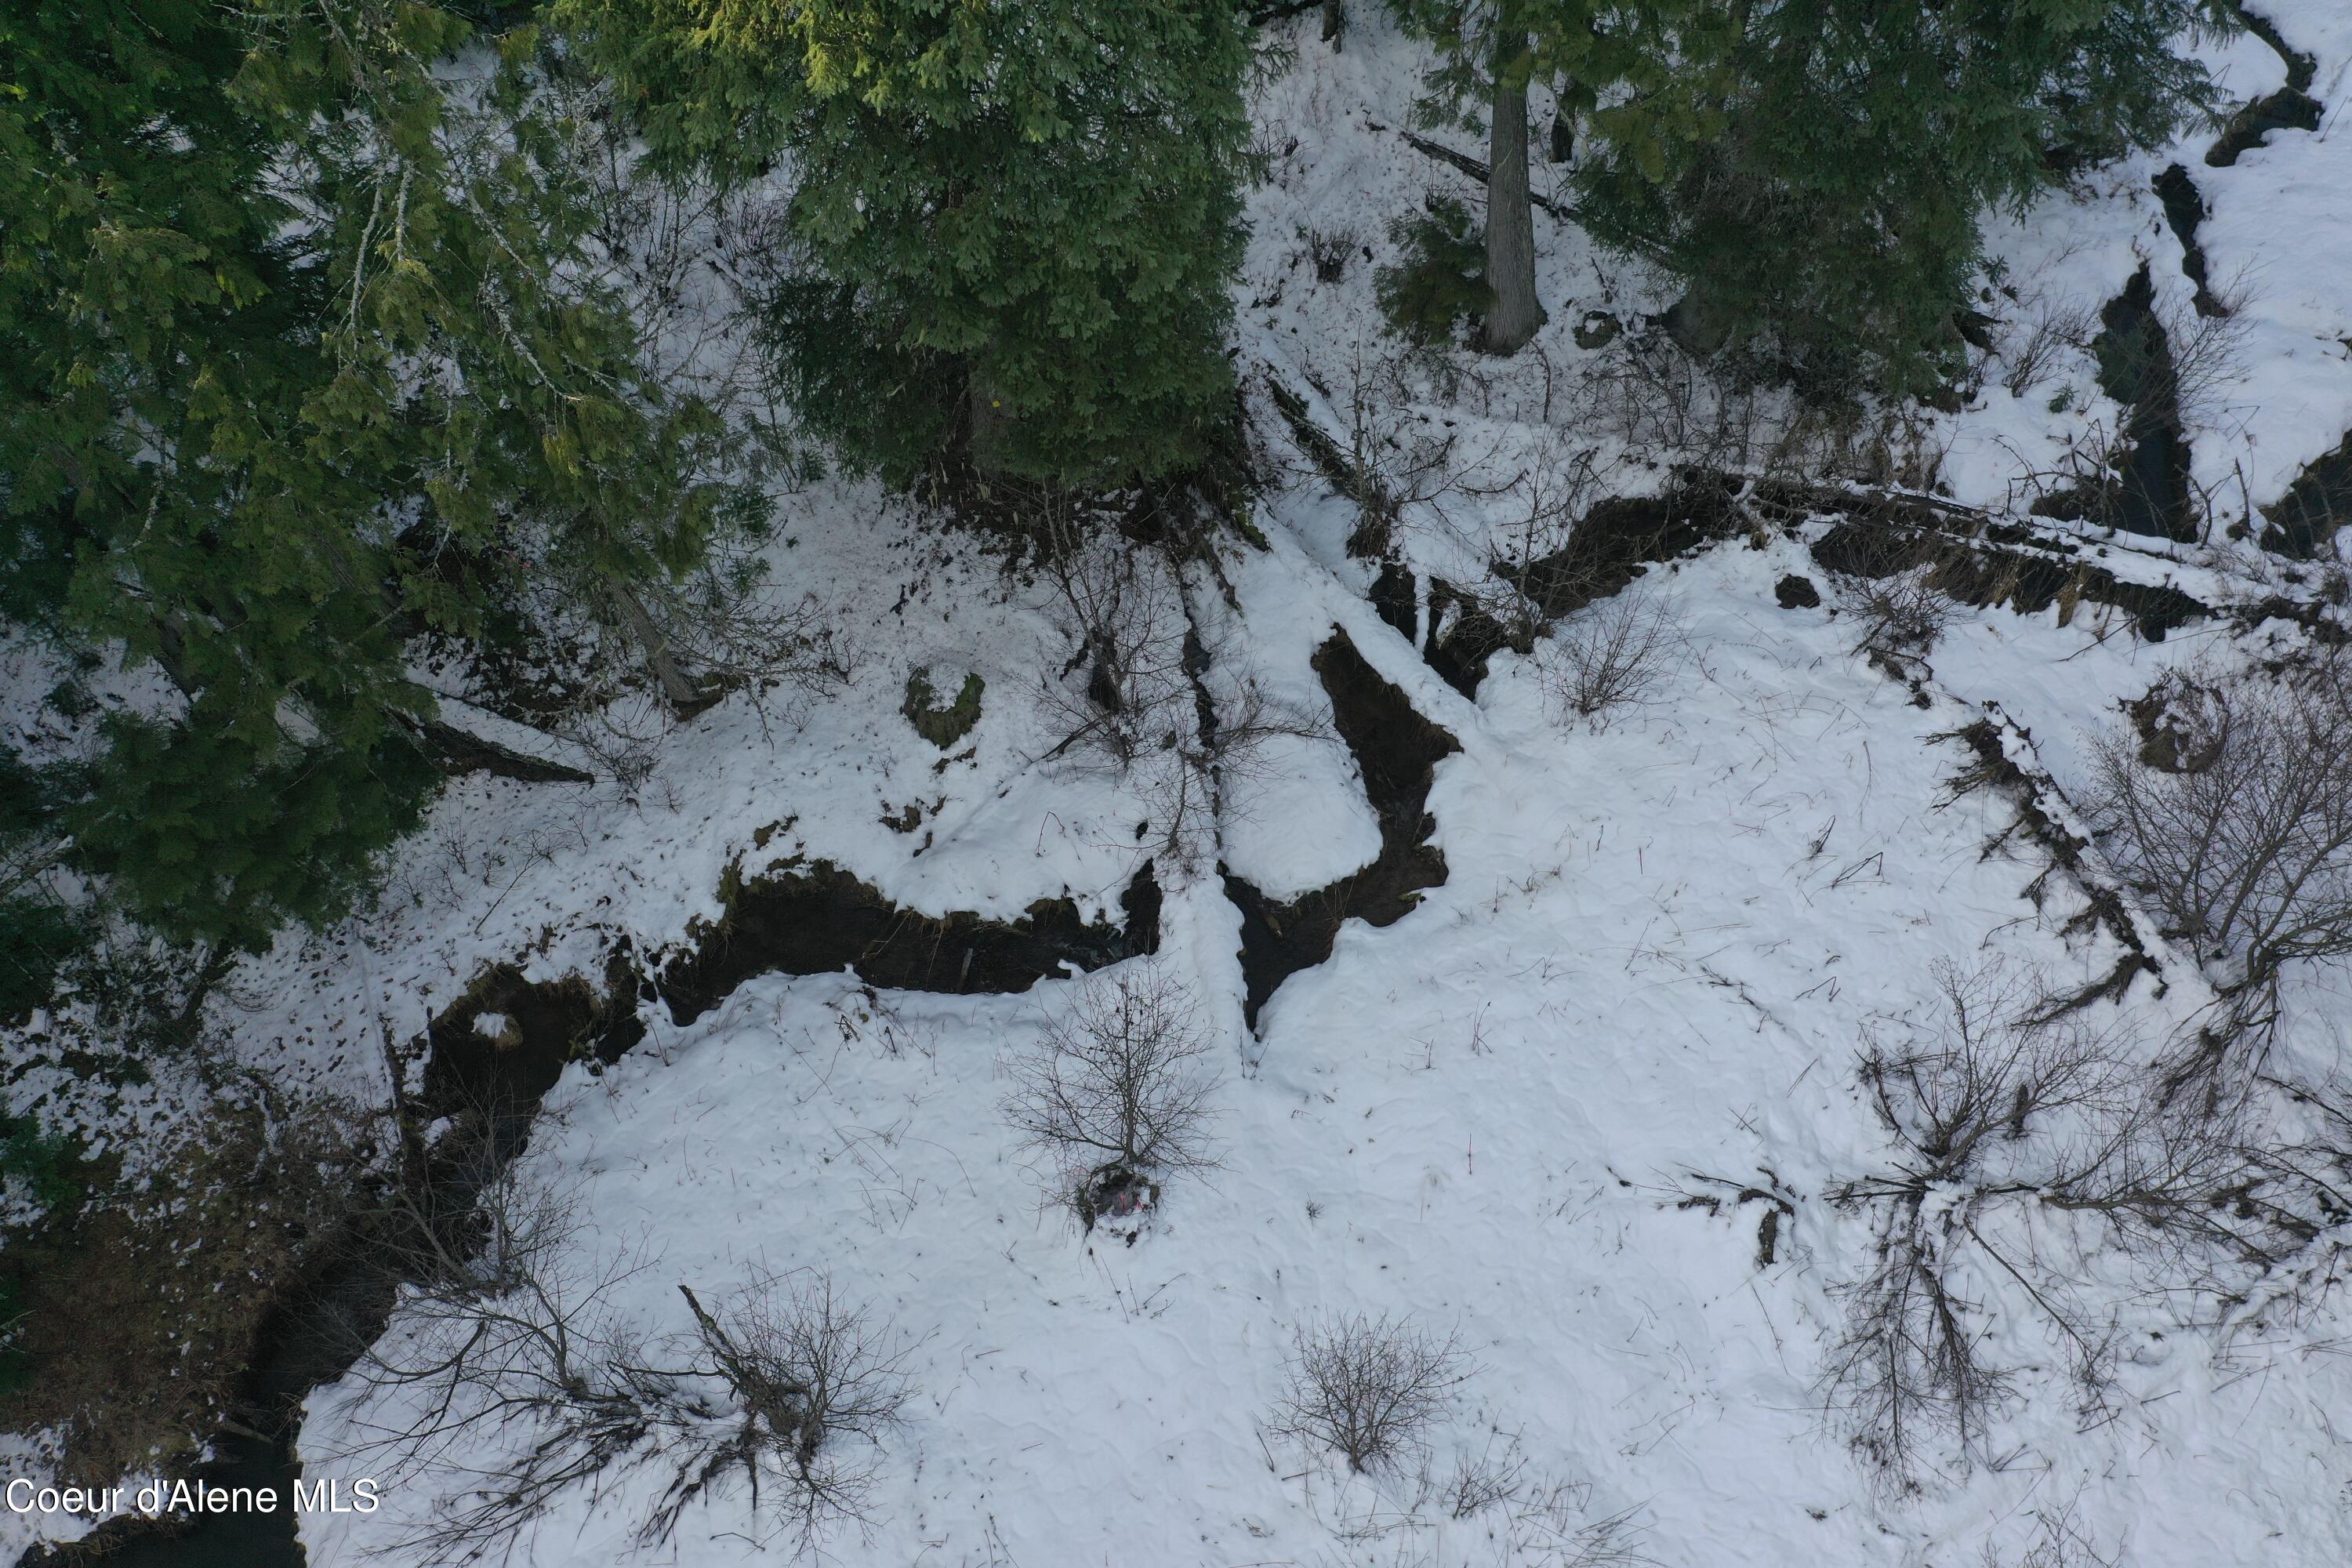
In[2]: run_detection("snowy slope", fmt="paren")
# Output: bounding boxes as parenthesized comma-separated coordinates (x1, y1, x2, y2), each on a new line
(14, 6, 2352, 1566)
(297, 535, 2352, 1568)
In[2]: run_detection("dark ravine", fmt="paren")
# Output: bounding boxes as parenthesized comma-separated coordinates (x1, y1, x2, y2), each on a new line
(656, 859, 1161, 1026)
(1998, 264, 2197, 542)
(1423, 474, 1750, 695)
(2092, 264, 2195, 542)
(1224, 632, 1459, 1026)
(39, 959, 646, 1568)
(47, 861, 1161, 1568)
(2152, 164, 2226, 320)
(2261, 429, 2352, 559)
(2205, 0, 2320, 169)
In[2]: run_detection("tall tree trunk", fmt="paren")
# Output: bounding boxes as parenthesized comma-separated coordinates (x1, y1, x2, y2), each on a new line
(609, 579, 702, 710)
(965, 372, 1010, 474)
(1321, 0, 1344, 48)
(1483, 49, 1544, 355)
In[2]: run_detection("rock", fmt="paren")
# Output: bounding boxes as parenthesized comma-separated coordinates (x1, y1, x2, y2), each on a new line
(1573, 310, 1621, 350)
(1660, 290, 1729, 358)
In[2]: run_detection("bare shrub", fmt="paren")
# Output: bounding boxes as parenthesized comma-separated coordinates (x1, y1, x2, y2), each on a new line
(653, 1272, 916, 1547)
(2144, 274, 2256, 438)
(336, 1155, 670, 1562)
(336, 1134, 916, 1557)
(1472, 434, 1616, 652)
(1818, 959, 2332, 1483)
(1583, 333, 1769, 470)
(1305, 224, 1363, 285)
(1268, 348, 1493, 558)
(1036, 516, 1195, 771)
(1026, 504, 1323, 870)
(1822, 962, 2131, 1476)
(1000, 963, 1225, 1229)
(1984, 1503, 2119, 1568)
(1548, 592, 1680, 724)
(1442, 1432, 1529, 1519)
(2086, 653, 2352, 994)
(1997, 294, 2100, 397)
(1270, 1312, 1471, 1474)
(1838, 569, 1952, 674)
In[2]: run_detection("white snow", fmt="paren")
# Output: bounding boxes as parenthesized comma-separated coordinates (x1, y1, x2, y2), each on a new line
(12, 7, 2352, 1567)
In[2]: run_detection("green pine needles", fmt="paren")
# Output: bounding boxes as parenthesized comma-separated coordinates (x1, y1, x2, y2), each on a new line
(2, 1, 733, 958)
(1382, 0, 2235, 397)
(1570, 0, 2237, 396)
(560, 0, 1256, 489)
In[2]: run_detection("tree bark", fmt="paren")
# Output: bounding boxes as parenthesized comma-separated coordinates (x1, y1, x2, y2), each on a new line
(965, 374, 1010, 474)
(1483, 50, 1544, 355)
(609, 579, 702, 710)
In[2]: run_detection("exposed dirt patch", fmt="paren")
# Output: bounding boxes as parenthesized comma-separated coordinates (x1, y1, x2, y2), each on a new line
(1424, 474, 1748, 695)
(657, 860, 1162, 1027)
(1807, 510, 2207, 641)
(1225, 633, 1459, 1026)
(2261, 429, 2352, 558)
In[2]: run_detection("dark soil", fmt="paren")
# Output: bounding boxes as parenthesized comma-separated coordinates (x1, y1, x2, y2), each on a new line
(656, 860, 1161, 1027)
(1808, 510, 2206, 641)
(2261, 429, 2352, 558)
(1224, 633, 1459, 1025)
(2152, 164, 2225, 320)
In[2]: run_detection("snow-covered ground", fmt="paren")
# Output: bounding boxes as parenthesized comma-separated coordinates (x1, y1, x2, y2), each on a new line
(295, 533, 2352, 1568)
(13, 4, 2352, 1566)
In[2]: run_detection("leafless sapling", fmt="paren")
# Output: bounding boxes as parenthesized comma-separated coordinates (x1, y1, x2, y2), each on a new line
(1820, 959, 2332, 1483)
(2086, 653, 2352, 998)
(647, 1269, 916, 1550)
(1269, 1312, 1472, 1475)
(1548, 590, 1682, 726)
(1001, 963, 1225, 1229)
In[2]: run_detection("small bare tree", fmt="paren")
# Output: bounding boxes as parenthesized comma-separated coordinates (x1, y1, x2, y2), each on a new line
(1823, 961, 2132, 1479)
(651, 1271, 916, 1548)
(1033, 512, 1196, 771)
(1582, 332, 1769, 470)
(333, 1125, 916, 1559)
(2087, 653, 2352, 996)
(1474, 434, 1613, 652)
(334, 1149, 672, 1563)
(1817, 958, 2336, 1483)
(1548, 591, 1681, 724)
(1270, 1312, 1472, 1475)
(1840, 569, 1953, 676)
(1001, 963, 1225, 1229)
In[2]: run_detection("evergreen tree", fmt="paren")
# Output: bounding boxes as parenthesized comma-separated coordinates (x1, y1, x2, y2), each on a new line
(1386, 1, 1698, 355)
(557, 0, 1256, 488)
(1, 0, 724, 960)
(1573, 0, 2234, 394)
